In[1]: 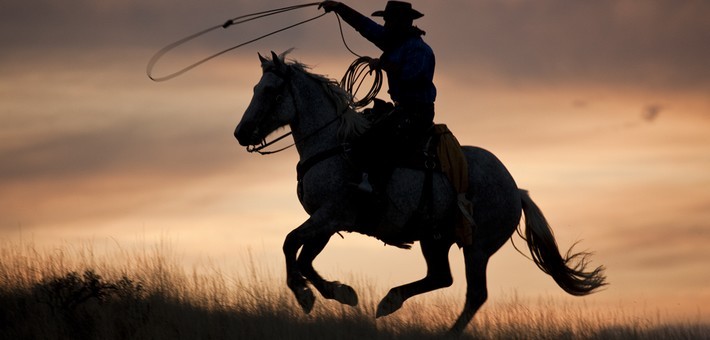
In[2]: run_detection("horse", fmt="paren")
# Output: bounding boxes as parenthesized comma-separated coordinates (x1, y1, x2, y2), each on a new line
(234, 51, 606, 334)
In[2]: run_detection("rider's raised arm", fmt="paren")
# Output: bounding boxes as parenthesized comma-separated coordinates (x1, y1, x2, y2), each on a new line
(321, 1, 387, 50)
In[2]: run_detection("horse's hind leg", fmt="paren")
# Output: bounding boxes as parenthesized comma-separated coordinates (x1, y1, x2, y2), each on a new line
(298, 235, 358, 306)
(449, 246, 490, 335)
(376, 238, 454, 317)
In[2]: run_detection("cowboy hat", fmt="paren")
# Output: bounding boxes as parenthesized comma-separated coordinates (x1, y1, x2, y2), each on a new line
(372, 1, 424, 20)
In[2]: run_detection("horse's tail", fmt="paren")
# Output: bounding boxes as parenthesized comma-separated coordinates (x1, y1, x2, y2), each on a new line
(518, 189, 607, 296)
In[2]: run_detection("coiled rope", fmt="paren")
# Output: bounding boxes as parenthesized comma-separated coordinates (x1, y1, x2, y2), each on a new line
(340, 56, 382, 109)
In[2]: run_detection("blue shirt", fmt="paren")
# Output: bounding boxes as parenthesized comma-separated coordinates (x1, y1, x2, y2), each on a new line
(345, 14, 437, 104)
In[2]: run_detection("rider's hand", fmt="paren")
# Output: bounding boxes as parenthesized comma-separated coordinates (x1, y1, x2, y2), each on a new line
(318, 1, 340, 13)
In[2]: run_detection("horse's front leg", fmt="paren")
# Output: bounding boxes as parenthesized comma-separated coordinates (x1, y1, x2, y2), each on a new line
(283, 217, 339, 313)
(298, 235, 358, 307)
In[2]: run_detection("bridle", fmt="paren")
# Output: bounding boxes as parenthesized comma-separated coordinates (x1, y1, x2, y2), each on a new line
(246, 68, 345, 155)
(247, 66, 363, 182)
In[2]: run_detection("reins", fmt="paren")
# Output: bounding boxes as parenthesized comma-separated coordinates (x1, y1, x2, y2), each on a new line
(246, 131, 294, 155)
(246, 113, 344, 155)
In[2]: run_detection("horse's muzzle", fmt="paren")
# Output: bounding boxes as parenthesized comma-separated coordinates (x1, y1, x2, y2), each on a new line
(234, 123, 259, 147)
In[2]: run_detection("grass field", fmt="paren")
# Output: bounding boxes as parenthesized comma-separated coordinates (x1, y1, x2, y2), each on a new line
(0, 238, 706, 339)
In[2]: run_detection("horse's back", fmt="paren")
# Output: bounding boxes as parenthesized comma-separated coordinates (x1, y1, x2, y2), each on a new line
(463, 146, 522, 253)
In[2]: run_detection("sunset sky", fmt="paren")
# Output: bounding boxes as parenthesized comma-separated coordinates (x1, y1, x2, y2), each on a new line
(1, 0, 709, 321)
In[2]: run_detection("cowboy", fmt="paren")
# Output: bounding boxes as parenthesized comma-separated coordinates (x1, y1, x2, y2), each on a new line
(320, 1, 436, 192)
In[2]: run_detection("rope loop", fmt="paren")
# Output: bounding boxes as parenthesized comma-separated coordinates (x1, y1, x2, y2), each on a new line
(146, 2, 324, 82)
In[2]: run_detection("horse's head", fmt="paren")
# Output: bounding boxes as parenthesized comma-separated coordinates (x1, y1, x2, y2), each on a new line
(235, 51, 297, 147)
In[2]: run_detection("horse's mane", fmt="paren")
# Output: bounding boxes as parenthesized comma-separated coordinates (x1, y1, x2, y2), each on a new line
(266, 51, 370, 141)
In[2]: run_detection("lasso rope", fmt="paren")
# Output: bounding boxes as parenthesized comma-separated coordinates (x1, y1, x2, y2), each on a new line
(147, 2, 381, 109)
(146, 3, 383, 155)
(146, 2, 324, 82)
(340, 56, 382, 109)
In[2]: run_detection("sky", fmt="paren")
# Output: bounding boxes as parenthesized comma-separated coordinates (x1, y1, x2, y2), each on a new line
(1, 0, 709, 321)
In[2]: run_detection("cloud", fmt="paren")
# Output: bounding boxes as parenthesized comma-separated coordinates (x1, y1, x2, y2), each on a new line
(601, 222, 710, 275)
(0, 0, 328, 51)
(0, 117, 236, 182)
(0, 112, 246, 228)
(642, 104, 662, 122)
(2, 1, 708, 91)
(421, 0, 710, 90)
(0, 50, 260, 231)
(2, 2, 709, 315)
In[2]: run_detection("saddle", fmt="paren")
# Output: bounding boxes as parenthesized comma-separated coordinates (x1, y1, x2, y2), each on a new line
(349, 112, 476, 247)
(407, 124, 475, 248)
(432, 124, 476, 247)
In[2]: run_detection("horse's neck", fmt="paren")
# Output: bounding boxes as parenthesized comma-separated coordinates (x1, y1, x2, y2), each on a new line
(289, 73, 342, 161)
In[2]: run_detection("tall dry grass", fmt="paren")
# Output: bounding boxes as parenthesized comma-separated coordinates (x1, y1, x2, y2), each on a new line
(0, 237, 706, 339)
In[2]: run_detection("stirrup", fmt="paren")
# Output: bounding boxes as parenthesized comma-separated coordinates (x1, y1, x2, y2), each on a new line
(457, 193, 476, 227)
(357, 173, 374, 193)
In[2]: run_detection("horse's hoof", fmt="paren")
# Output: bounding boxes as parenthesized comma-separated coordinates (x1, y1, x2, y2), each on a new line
(331, 282, 358, 306)
(294, 286, 316, 313)
(376, 290, 404, 318)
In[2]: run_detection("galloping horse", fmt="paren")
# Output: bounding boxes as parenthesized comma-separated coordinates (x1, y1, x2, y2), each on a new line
(234, 51, 606, 334)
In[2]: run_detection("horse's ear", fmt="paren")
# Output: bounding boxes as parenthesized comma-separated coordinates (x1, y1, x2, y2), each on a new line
(271, 50, 289, 75)
(271, 51, 281, 67)
(258, 52, 268, 65)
